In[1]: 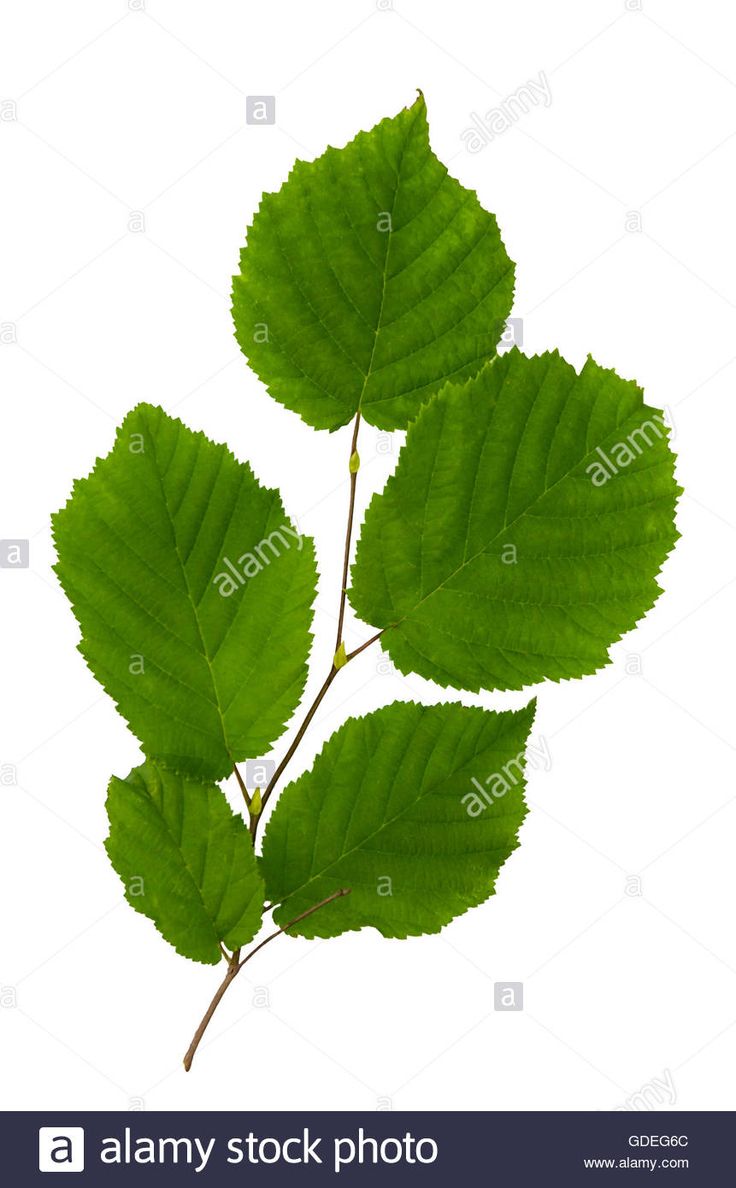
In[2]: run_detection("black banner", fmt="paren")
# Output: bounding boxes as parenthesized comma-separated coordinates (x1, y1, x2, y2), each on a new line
(5, 1110, 731, 1185)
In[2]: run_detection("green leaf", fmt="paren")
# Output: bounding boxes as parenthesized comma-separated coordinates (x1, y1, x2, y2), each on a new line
(349, 349, 680, 692)
(105, 762, 264, 964)
(260, 700, 535, 939)
(232, 93, 515, 432)
(53, 403, 317, 779)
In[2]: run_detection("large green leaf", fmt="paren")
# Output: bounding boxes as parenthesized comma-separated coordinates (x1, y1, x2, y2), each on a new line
(232, 93, 514, 431)
(53, 403, 316, 779)
(106, 762, 264, 964)
(349, 350, 680, 691)
(261, 700, 535, 939)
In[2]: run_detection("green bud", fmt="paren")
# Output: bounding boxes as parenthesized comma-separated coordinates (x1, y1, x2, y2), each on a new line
(349, 450, 360, 474)
(249, 788, 262, 818)
(333, 641, 348, 670)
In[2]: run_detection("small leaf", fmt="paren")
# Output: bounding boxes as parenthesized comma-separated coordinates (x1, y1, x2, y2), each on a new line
(232, 93, 515, 431)
(260, 700, 535, 939)
(349, 450, 361, 475)
(349, 350, 680, 692)
(333, 641, 348, 670)
(106, 762, 264, 964)
(53, 403, 317, 779)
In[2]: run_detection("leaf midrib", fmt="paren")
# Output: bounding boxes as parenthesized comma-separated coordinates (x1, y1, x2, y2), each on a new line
(146, 414, 235, 767)
(355, 101, 421, 410)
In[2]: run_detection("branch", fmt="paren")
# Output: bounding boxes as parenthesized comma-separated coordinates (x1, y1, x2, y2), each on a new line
(335, 410, 361, 652)
(250, 412, 377, 836)
(347, 629, 384, 662)
(189, 416, 381, 1068)
(232, 763, 251, 809)
(254, 665, 338, 830)
(183, 888, 351, 1072)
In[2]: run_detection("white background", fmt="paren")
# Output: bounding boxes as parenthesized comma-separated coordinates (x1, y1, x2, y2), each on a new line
(1, 0, 735, 1113)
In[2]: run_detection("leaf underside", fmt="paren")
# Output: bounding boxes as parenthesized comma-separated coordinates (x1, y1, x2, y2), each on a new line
(232, 93, 515, 431)
(53, 403, 317, 780)
(350, 349, 680, 692)
(106, 762, 264, 964)
(261, 700, 535, 939)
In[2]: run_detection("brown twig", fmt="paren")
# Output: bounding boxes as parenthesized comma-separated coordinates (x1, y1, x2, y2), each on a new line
(347, 629, 384, 662)
(249, 412, 379, 836)
(183, 888, 351, 1071)
(188, 417, 383, 1069)
(232, 763, 250, 809)
(254, 665, 339, 830)
(335, 410, 362, 651)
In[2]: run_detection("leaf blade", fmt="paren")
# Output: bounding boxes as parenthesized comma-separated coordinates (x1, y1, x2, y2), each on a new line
(106, 762, 264, 964)
(349, 350, 680, 691)
(53, 403, 317, 779)
(232, 94, 515, 431)
(260, 700, 535, 939)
